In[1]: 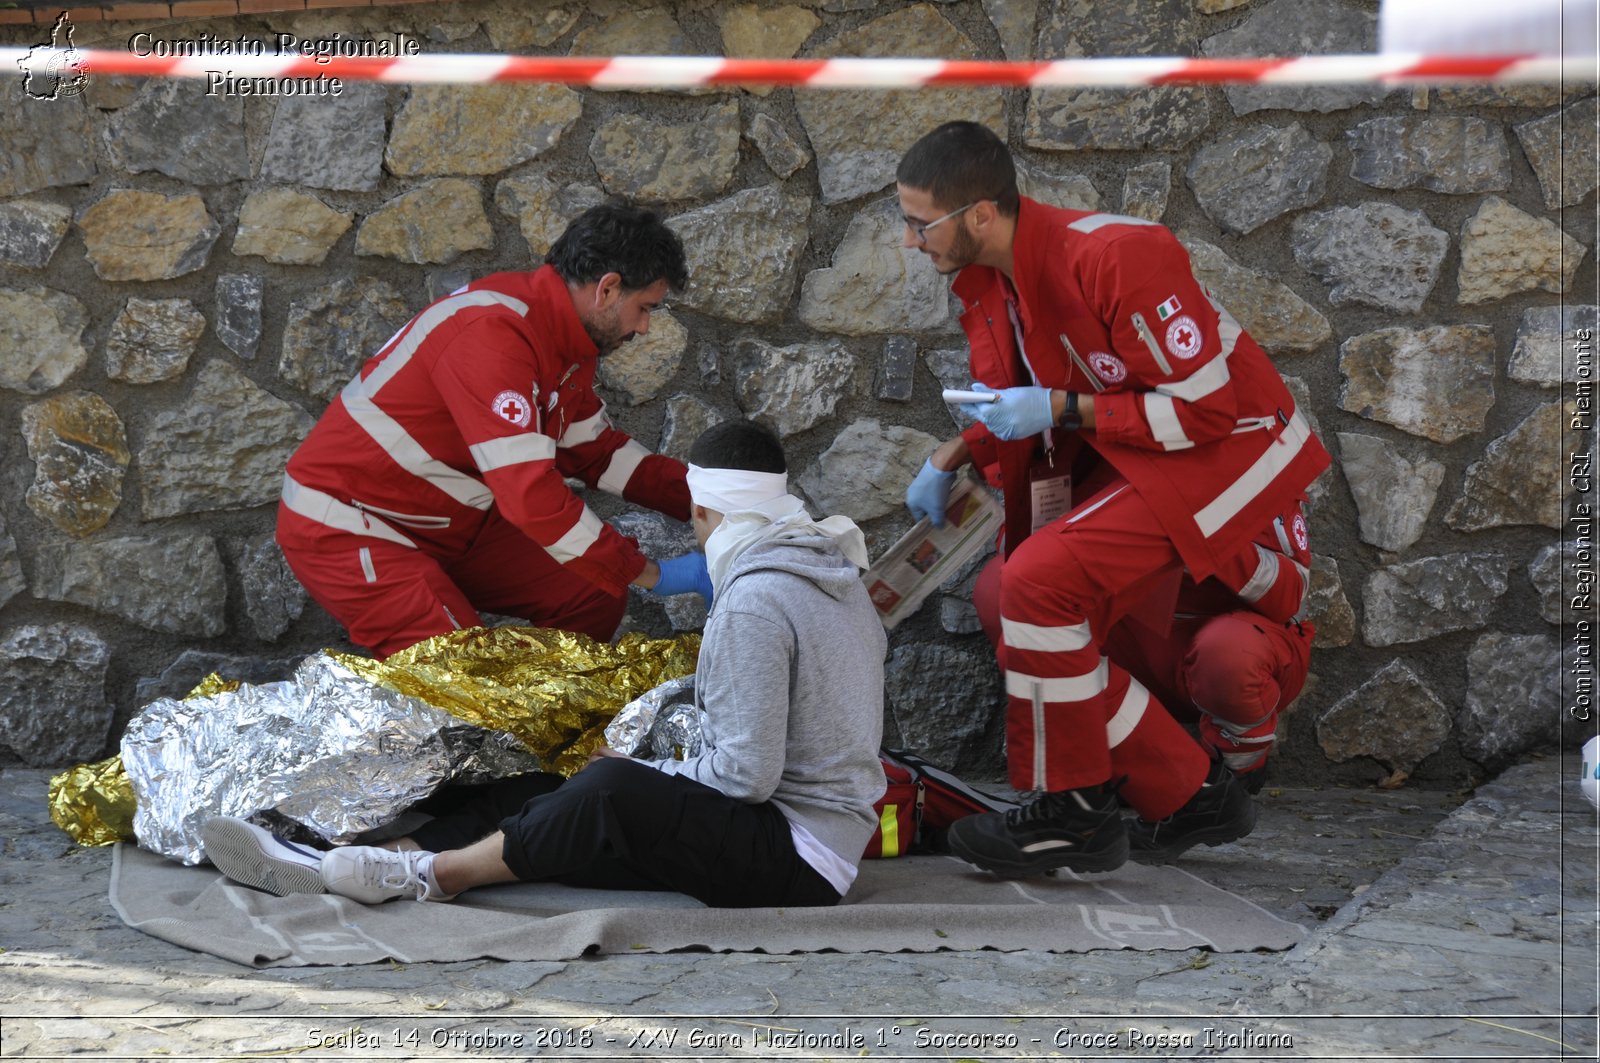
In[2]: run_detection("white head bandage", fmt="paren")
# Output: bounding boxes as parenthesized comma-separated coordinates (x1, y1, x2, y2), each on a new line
(691, 465, 869, 597)
(686, 463, 789, 514)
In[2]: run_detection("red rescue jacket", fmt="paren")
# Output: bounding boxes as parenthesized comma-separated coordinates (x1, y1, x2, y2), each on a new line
(954, 198, 1330, 581)
(278, 265, 689, 596)
(1181, 499, 1314, 625)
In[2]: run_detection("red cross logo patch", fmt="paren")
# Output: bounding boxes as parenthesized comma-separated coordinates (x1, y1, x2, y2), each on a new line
(1291, 513, 1309, 552)
(1164, 314, 1203, 360)
(491, 389, 532, 428)
(1087, 351, 1128, 384)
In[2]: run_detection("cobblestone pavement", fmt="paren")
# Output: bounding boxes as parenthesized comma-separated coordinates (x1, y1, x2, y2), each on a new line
(0, 756, 1594, 1061)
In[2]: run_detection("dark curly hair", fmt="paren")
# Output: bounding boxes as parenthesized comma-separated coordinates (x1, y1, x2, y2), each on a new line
(547, 202, 689, 292)
(897, 121, 1020, 218)
(689, 419, 787, 474)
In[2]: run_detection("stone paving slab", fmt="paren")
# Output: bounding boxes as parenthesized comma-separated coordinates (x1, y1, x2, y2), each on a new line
(1259, 757, 1598, 1058)
(0, 756, 1592, 1061)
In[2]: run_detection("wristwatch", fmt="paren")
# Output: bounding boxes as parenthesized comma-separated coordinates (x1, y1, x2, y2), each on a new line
(1057, 390, 1083, 431)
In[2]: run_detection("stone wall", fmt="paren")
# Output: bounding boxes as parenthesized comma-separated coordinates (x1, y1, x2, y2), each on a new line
(1, 0, 1593, 787)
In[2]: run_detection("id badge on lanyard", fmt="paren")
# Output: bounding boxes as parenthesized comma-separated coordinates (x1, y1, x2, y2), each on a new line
(1029, 454, 1072, 534)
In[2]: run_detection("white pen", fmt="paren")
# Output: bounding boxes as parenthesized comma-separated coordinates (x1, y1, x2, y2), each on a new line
(942, 389, 1001, 404)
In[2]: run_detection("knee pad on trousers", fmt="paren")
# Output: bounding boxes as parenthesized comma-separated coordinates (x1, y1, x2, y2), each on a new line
(1182, 612, 1305, 774)
(1181, 614, 1284, 726)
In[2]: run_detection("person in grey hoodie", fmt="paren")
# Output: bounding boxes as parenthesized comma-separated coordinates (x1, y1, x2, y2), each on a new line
(201, 419, 888, 909)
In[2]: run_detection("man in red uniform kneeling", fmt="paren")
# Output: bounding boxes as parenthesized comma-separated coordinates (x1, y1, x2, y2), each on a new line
(972, 498, 1317, 795)
(897, 121, 1330, 877)
(278, 203, 711, 658)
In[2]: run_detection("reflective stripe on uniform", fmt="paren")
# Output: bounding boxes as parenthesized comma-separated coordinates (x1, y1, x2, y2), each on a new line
(1067, 213, 1160, 234)
(1002, 617, 1093, 653)
(360, 290, 529, 396)
(1156, 348, 1232, 403)
(336, 290, 529, 511)
(597, 439, 650, 496)
(1289, 556, 1310, 619)
(559, 407, 611, 449)
(1202, 291, 1244, 360)
(1005, 658, 1110, 705)
(280, 474, 417, 548)
(1216, 721, 1278, 741)
(1236, 544, 1280, 604)
(1221, 748, 1269, 771)
(1143, 393, 1195, 451)
(469, 432, 557, 474)
(341, 375, 495, 510)
(1105, 676, 1151, 749)
(543, 506, 606, 564)
(1195, 410, 1314, 538)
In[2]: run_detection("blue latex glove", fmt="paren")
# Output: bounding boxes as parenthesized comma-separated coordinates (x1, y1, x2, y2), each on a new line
(906, 457, 957, 528)
(961, 382, 1055, 441)
(652, 552, 714, 607)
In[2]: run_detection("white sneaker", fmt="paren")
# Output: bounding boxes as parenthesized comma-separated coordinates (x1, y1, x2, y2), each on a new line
(202, 817, 327, 896)
(320, 846, 454, 904)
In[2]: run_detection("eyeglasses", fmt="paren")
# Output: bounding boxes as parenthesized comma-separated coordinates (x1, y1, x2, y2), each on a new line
(903, 202, 975, 244)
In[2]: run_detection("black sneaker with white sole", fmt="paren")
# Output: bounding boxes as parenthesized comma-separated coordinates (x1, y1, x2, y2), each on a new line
(946, 786, 1128, 879)
(1128, 760, 1257, 865)
(202, 817, 328, 896)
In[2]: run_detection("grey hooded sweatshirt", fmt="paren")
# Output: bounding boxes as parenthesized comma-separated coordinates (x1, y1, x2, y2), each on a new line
(653, 531, 888, 872)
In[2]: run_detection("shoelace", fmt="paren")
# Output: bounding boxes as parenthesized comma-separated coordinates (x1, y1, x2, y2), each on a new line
(360, 852, 419, 893)
(1008, 777, 1129, 829)
(1006, 793, 1066, 827)
(1005, 789, 1110, 829)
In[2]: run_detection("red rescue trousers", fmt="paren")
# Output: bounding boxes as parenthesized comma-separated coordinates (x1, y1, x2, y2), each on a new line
(967, 472, 1207, 818)
(279, 505, 627, 659)
(1099, 610, 1311, 777)
(974, 497, 1312, 815)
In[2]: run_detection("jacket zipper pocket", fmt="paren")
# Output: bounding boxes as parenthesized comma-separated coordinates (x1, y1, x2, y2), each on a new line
(1230, 416, 1277, 435)
(352, 500, 452, 530)
(1130, 312, 1173, 376)
(1059, 334, 1106, 393)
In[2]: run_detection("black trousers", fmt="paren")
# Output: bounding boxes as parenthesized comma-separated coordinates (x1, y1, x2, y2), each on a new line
(408, 758, 841, 909)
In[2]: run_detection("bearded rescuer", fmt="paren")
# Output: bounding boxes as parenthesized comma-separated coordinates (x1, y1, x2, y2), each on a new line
(277, 203, 713, 659)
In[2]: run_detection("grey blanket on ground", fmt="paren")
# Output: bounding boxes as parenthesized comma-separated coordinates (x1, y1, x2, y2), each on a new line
(110, 843, 1304, 968)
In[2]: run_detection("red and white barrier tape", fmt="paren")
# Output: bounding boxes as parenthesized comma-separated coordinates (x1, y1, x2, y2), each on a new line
(0, 49, 1574, 87)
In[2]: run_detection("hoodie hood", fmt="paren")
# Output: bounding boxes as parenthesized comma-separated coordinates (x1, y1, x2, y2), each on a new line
(722, 533, 864, 603)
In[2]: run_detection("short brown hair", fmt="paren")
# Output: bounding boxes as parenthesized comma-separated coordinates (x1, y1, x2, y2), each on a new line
(896, 121, 1019, 218)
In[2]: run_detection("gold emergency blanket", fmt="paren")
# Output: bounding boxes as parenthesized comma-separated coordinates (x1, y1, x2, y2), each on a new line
(48, 755, 135, 848)
(338, 626, 701, 777)
(48, 627, 699, 863)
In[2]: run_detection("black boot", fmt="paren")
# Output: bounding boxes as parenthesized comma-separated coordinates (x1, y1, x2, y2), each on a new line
(946, 785, 1128, 878)
(1128, 759, 1257, 865)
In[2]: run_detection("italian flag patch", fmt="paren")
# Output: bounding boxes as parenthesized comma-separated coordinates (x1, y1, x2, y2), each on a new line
(1156, 296, 1181, 321)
